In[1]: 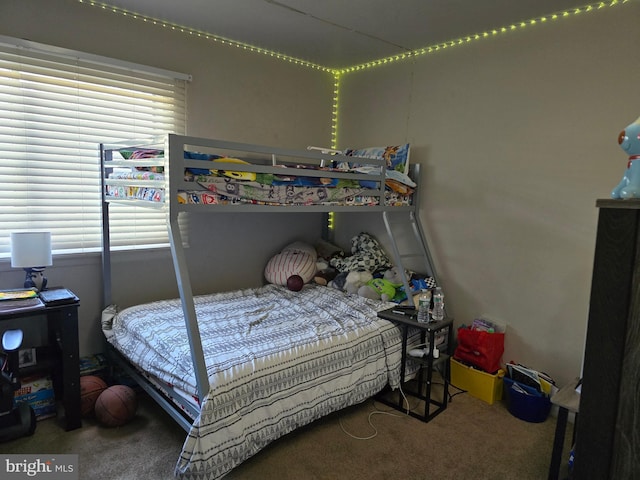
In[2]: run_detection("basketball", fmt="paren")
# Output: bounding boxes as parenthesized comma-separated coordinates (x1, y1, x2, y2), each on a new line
(80, 375, 107, 417)
(94, 385, 138, 427)
(287, 274, 304, 292)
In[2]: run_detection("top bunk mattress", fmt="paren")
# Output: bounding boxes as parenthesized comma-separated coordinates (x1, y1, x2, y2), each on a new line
(102, 136, 417, 208)
(106, 171, 413, 206)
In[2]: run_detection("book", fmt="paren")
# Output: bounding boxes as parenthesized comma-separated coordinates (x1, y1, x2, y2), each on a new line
(38, 288, 78, 306)
(0, 289, 38, 301)
(0, 296, 45, 314)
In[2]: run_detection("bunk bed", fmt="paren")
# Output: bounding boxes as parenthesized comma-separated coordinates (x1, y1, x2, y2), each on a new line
(100, 134, 439, 479)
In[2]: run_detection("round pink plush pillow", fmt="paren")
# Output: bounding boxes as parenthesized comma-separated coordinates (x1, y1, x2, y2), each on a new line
(264, 242, 317, 286)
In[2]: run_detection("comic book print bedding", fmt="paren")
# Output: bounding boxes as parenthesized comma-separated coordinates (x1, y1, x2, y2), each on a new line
(183, 175, 412, 206)
(104, 284, 408, 480)
(106, 170, 413, 206)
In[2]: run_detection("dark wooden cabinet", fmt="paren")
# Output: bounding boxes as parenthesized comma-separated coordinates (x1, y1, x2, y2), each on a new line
(0, 295, 81, 431)
(574, 199, 640, 479)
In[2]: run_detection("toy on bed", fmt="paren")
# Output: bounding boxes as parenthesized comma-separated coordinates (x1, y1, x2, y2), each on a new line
(312, 239, 342, 286)
(329, 270, 373, 294)
(612, 115, 640, 199)
(326, 232, 404, 302)
(313, 263, 338, 286)
(211, 157, 256, 181)
(264, 241, 317, 291)
(342, 143, 410, 174)
(329, 232, 392, 274)
(357, 266, 405, 302)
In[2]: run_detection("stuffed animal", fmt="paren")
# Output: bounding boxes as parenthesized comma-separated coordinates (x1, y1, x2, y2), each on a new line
(313, 239, 342, 286)
(312, 257, 337, 286)
(358, 278, 397, 302)
(612, 115, 640, 199)
(329, 233, 391, 274)
(314, 267, 337, 286)
(329, 271, 373, 295)
(358, 267, 405, 302)
(383, 266, 406, 285)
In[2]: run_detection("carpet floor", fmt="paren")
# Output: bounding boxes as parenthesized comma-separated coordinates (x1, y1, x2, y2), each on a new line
(1, 382, 572, 479)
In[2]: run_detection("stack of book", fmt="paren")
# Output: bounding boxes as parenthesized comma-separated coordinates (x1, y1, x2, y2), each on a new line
(0, 289, 44, 314)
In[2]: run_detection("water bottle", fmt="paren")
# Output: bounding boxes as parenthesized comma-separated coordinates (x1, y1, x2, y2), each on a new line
(417, 289, 431, 323)
(432, 287, 445, 321)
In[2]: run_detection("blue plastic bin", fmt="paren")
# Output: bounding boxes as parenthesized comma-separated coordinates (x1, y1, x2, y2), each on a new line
(503, 377, 551, 423)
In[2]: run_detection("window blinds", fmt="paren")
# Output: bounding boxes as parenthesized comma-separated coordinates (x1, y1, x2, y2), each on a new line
(0, 38, 188, 257)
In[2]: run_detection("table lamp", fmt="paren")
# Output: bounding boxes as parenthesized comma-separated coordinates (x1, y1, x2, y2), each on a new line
(10, 232, 53, 291)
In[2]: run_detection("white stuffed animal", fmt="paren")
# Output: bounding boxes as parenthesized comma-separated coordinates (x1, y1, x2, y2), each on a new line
(329, 270, 373, 295)
(357, 267, 405, 302)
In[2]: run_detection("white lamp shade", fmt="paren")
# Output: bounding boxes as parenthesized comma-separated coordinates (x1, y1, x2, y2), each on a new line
(10, 232, 53, 268)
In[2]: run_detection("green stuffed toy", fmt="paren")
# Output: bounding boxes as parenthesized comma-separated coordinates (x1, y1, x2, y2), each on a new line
(357, 267, 405, 302)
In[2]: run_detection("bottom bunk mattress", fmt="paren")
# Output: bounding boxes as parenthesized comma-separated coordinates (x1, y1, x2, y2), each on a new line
(103, 284, 407, 479)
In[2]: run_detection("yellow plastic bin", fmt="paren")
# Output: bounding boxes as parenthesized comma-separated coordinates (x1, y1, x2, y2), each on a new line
(450, 358, 505, 405)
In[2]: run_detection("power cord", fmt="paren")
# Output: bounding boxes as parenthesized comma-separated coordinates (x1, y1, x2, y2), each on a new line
(447, 383, 468, 402)
(338, 409, 401, 440)
(338, 383, 420, 441)
(338, 360, 470, 440)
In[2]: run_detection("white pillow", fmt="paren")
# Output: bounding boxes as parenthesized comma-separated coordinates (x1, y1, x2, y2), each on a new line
(265, 242, 317, 285)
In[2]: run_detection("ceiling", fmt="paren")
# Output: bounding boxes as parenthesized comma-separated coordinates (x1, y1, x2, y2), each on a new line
(97, 0, 595, 69)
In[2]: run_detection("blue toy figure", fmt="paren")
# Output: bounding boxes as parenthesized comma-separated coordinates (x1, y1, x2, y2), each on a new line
(612, 115, 640, 199)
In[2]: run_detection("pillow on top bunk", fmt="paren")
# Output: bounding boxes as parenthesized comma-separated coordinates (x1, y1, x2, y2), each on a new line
(184, 151, 221, 175)
(118, 148, 164, 160)
(118, 148, 165, 173)
(264, 242, 318, 286)
(343, 143, 410, 175)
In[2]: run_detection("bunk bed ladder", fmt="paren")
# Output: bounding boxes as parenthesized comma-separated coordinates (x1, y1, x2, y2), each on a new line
(382, 209, 440, 304)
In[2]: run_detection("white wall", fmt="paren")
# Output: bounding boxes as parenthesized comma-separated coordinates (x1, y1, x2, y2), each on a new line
(0, 0, 333, 355)
(338, 3, 640, 386)
(3, 0, 638, 387)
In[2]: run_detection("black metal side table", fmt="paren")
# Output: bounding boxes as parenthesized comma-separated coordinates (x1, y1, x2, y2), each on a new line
(377, 307, 453, 422)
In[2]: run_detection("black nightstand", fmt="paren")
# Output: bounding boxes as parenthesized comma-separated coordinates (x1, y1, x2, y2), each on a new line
(377, 307, 453, 422)
(0, 290, 81, 431)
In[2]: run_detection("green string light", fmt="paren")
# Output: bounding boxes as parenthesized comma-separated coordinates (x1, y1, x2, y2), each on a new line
(76, 0, 630, 233)
(331, 72, 340, 150)
(79, 0, 629, 76)
(78, 0, 331, 73)
(337, 0, 628, 74)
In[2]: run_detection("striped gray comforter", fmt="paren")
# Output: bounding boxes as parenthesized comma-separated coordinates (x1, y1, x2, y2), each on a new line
(106, 284, 404, 479)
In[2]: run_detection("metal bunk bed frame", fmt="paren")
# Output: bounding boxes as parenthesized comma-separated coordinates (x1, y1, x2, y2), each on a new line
(100, 133, 440, 431)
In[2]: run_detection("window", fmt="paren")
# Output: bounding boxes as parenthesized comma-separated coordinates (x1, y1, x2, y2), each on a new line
(0, 36, 188, 257)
